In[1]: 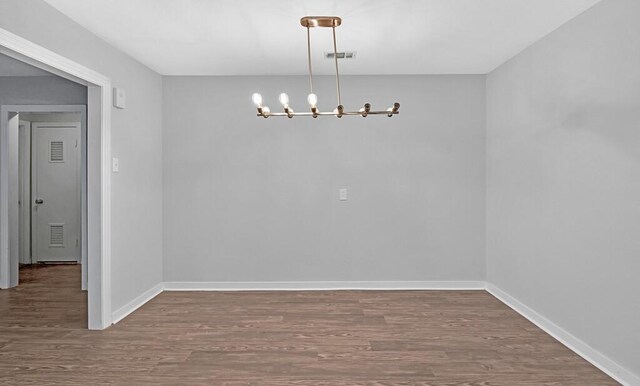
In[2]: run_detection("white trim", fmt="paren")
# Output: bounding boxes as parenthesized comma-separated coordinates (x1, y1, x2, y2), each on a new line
(0, 26, 112, 329)
(486, 283, 640, 386)
(0, 116, 9, 288)
(111, 283, 164, 324)
(98, 84, 113, 330)
(18, 120, 31, 265)
(163, 281, 486, 291)
(0, 29, 109, 87)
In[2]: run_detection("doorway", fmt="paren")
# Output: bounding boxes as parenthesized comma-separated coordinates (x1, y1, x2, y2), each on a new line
(1, 26, 113, 329)
(8, 107, 87, 290)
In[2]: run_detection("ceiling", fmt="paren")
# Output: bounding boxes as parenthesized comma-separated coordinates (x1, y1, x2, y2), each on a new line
(0, 53, 52, 76)
(43, 0, 601, 76)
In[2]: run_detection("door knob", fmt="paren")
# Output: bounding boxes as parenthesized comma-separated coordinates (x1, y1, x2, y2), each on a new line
(35, 199, 44, 205)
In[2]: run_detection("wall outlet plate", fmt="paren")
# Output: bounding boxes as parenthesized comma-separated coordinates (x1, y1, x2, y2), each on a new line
(339, 188, 348, 201)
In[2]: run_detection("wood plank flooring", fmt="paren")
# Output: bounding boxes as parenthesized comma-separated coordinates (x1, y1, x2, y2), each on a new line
(0, 265, 617, 385)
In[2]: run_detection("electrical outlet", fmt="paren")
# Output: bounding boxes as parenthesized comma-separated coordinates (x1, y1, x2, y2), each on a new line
(339, 188, 348, 201)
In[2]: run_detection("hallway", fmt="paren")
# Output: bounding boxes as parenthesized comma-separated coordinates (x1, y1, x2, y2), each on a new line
(0, 265, 86, 329)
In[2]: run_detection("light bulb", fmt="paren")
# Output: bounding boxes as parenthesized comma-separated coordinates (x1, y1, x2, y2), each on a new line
(252, 93, 263, 107)
(279, 93, 289, 107)
(307, 93, 318, 107)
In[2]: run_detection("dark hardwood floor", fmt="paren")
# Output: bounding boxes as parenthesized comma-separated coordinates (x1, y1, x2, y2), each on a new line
(0, 265, 617, 385)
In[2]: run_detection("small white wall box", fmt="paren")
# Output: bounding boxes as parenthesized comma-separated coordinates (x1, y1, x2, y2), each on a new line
(113, 88, 126, 109)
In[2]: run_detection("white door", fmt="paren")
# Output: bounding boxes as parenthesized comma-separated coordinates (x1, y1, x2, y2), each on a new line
(31, 122, 81, 263)
(7, 114, 19, 275)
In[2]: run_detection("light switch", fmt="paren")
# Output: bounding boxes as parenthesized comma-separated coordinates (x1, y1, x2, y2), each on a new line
(112, 157, 119, 173)
(339, 188, 348, 201)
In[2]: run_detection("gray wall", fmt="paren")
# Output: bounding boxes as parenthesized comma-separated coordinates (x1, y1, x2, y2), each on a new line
(487, 0, 640, 378)
(163, 75, 486, 282)
(0, 0, 164, 312)
(0, 75, 87, 105)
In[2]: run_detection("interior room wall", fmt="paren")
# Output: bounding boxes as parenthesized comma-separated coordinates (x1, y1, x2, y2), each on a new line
(486, 0, 640, 379)
(0, 0, 164, 313)
(163, 75, 486, 283)
(19, 112, 81, 122)
(0, 75, 87, 105)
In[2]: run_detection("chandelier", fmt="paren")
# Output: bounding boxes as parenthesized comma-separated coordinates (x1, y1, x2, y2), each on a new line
(251, 16, 400, 119)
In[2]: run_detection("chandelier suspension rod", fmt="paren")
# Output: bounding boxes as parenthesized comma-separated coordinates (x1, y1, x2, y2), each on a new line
(306, 26, 314, 94)
(332, 26, 342, 107)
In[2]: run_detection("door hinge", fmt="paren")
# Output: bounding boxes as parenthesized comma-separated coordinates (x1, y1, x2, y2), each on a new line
(75, 139, 78, 148)
(76, 237, 79, 248)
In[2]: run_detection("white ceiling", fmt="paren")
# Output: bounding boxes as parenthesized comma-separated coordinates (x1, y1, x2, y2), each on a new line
(0, 53, 52, 76)
(43, 0, 601, 76)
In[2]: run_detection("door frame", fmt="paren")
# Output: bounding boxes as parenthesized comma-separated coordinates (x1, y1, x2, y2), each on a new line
(0, 27, 112, 330)
(18, 119, 31, 265)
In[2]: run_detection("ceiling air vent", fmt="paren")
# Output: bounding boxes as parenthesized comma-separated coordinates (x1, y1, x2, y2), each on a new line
(325, 52, 356, 60)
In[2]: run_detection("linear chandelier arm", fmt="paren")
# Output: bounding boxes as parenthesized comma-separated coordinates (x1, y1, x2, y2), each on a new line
(258, 109, 399, 117)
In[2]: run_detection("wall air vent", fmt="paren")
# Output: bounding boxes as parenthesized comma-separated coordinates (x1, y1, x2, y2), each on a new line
(325, 52, 356, 59)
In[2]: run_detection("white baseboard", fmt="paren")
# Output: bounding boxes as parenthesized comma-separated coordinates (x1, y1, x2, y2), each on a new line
(111, 282, 164, 324)
(486, 283, 640, 386)
(162, 280, 486, 291)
